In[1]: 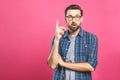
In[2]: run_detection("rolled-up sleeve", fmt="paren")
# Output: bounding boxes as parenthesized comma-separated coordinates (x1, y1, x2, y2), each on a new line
(50, 36, 55, 52)
(88, 34, 98, 70)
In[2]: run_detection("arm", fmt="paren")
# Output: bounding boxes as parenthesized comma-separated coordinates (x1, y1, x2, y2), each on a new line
(47, 38, 60, 69)
(47, 20, 66, 69)
(58, 34, 98, 72)
(62, 62, 94, 71)
(58, 55, 94, 72)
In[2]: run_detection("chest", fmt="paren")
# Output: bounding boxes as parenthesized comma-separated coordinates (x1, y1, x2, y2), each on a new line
(59, 37, 90, 62)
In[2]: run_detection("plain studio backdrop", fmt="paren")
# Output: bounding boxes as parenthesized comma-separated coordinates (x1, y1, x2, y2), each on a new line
(0, 0, 120, 80)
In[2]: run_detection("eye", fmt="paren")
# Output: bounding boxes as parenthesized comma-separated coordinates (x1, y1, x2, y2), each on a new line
(66, 15, 72, 18)
(75, 15, 81, 18)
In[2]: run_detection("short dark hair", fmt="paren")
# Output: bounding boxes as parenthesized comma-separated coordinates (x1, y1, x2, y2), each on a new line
(65, 4, 83, 16)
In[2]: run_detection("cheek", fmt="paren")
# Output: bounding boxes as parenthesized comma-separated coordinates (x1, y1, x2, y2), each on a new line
(67, 21, 72, 25)
(76, 21, 81, 25)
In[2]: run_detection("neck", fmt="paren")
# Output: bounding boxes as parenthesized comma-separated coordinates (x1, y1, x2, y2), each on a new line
(69, 28, 80, 36)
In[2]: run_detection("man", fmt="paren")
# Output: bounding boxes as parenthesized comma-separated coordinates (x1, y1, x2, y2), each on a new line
(47, 4, 98, 80)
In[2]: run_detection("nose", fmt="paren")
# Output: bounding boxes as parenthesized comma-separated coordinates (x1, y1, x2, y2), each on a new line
(72, 17, 76, 22)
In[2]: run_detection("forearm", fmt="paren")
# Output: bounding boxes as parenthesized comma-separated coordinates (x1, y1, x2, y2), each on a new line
(47, 39, 60, 69)
(61, 62, 94, 72)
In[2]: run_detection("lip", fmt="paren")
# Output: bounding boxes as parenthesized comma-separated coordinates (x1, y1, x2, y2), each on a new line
(72, 25, 76, 28)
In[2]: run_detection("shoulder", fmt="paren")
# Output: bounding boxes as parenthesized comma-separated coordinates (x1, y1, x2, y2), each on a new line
(84, 29, 97, 37)
(82, 29, 98, 42)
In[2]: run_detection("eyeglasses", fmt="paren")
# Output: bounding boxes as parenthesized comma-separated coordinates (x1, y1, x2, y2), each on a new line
(66, 15, 81, 21)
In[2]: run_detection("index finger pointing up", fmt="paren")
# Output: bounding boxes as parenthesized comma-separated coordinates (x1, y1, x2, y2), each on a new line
(56, 20, 59, 29)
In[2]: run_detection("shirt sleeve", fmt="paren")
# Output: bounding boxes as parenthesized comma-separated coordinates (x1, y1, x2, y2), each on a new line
(88, 34, 98, 70)
(50, 36, 55, 52)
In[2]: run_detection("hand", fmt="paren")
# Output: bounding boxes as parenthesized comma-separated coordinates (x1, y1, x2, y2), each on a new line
(55, 20, 66, 40)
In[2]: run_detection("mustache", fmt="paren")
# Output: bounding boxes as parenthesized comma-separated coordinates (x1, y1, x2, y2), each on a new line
(71, 22, 77, 26)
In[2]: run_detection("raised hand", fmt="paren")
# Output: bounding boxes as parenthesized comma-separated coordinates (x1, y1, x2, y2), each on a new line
(55, 20, 66, 40)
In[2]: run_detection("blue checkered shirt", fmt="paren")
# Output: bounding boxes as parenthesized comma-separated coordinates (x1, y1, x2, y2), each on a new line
(51, 27, 98, 80)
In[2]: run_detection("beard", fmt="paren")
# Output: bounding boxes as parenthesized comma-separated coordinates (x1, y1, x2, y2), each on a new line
(68, 22, 80, 32)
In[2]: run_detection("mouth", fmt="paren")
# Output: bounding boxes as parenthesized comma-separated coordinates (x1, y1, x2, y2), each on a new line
(71, 23, 77, 27)
(72, 25, 76, 27)
(71, 25, 77, 28)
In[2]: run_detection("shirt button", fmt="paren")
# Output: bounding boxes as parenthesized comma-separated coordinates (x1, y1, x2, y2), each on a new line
(85, 45, 88, 47)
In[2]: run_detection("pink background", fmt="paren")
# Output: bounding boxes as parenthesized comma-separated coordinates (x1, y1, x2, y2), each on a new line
(0, 0, 120, 80)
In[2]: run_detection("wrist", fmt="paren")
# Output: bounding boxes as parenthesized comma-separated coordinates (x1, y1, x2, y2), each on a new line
(55, 34, 62, 40)
(54, 37, 60, 42)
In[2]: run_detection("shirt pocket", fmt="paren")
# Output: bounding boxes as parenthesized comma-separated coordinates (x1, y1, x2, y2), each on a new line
(79, 43, 89, 55)
(75, 43, 88, 62)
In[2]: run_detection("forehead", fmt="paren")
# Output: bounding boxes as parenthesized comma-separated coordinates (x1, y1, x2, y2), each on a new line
(66, 9, 81, 16)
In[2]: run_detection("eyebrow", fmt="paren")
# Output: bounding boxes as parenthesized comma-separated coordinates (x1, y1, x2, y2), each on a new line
(66, 14, 81, 17)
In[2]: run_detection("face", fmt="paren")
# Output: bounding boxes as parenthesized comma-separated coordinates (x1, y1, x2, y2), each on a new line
(65, 9, 83, 32)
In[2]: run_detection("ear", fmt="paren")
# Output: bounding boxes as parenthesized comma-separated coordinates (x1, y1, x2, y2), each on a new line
(80, 16, 83, 22)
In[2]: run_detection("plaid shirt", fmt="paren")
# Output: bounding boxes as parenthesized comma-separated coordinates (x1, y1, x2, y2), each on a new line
(51, 27, 98, 80)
